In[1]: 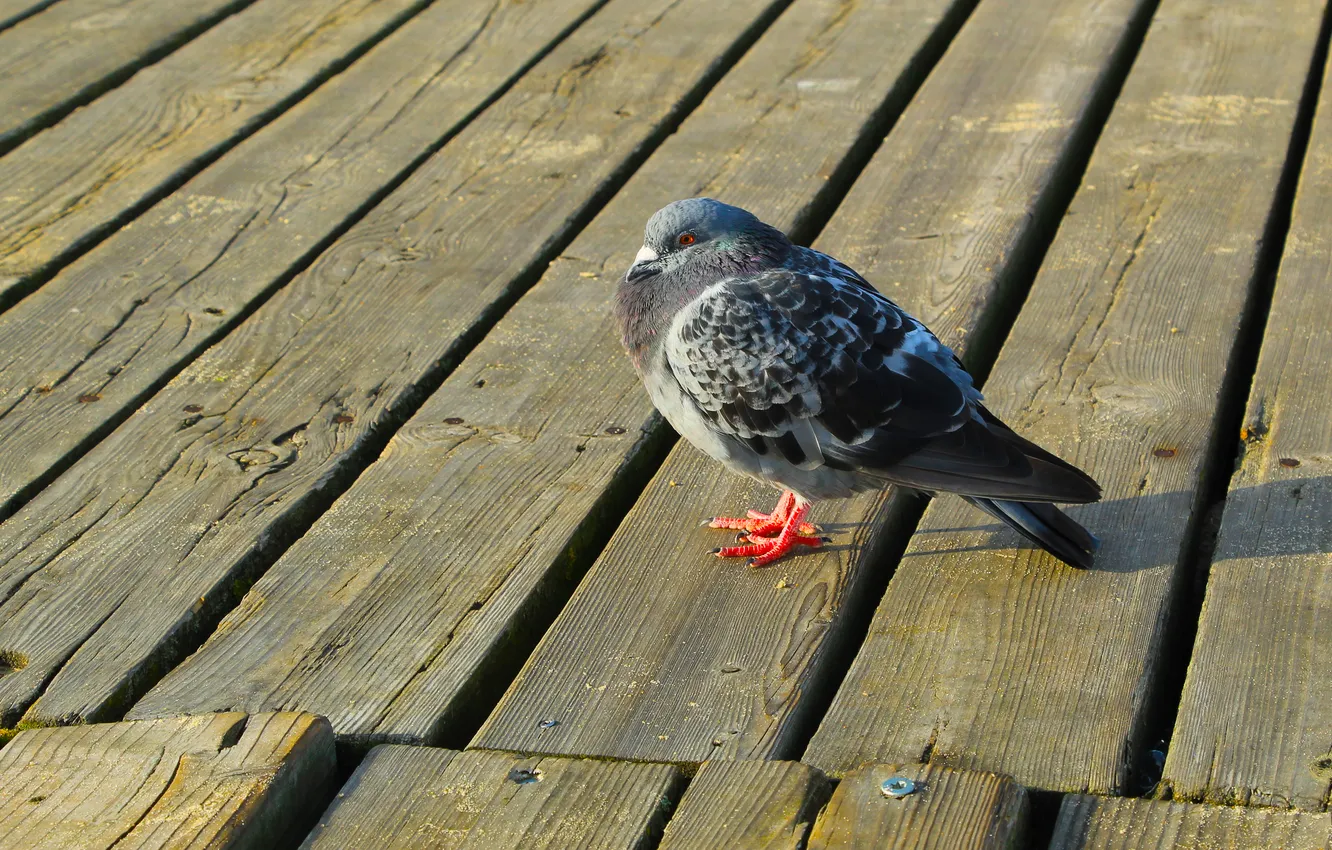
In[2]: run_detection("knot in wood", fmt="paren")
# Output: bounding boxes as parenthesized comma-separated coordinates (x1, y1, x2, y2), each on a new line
(228, 448, 279, 470)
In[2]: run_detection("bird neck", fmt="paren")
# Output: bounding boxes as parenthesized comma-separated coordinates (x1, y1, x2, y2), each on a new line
(615, 227, 791, 368)
(614, 273, 701, 370)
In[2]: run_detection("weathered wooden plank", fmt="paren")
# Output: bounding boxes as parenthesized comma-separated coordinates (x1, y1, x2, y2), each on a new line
(470, 0, 1154, 763)
(657, 761, 829, 850)
(1050, 796, 1331, 850)
(803, 0, 1325, 794)
(129, 0, 970, 744)
(0, 0, 255, 151)
(1160, 39, 1332, 814)
(0, 712, 335, 850)
(0, 0, 603, 520)
(0, 0, 437, 309)
(0, 0, 786, 728)
(299, 746, 681, 850)
(804, 763, 1026, 850)
(0, 0, 59, 30)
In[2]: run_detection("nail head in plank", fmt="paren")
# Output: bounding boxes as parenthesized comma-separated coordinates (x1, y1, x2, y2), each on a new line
(804, 0, 1327, 794)
(299, 746, 682, 850)
(0, 0, 436, 307)
(0, 0, 786, 729)
(0, 0, 256, 150)
(1161, 33, 1332, 813)
(0, 711, 335, 850)
(1050, 795, 1332, 850)
(472, 0, 1157, 764)
(657, 761, 830, 850)
(129, 0, 969, 745)
(0, 0, 602, 517)
(804, 763, 1027, 850)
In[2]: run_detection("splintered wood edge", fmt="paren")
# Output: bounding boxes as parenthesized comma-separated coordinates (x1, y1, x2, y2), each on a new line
(0, 712, 336, 850)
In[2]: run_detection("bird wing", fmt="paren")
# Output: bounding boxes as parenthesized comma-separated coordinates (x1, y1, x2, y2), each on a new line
(665, 268, 972, 467)
(664, 267, 1099, 502)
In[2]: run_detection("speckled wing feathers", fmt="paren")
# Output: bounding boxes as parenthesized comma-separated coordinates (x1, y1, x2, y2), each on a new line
(667, 265, 973, 472)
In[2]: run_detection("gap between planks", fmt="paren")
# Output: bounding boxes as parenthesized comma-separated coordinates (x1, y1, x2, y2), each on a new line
(0, 711, 337, 850)
(0, 0, 62, 31)
(0, 0, 611, 521)
(803, 0, 1329, 796)
(0, 0, 447, 312)
(301, 751, 1029, 850)
(0, 0, 796, 732)
(127, 0, 982, 749)
(0, 0, 261, 155)
(1155, 0, 1332, 812)
(470, 0, 1160, 767)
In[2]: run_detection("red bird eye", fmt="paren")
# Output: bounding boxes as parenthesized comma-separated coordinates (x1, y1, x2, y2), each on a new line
(678, 232, 695, 246)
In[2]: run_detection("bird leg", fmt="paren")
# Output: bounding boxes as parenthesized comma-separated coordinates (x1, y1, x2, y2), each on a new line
(711, 495, 825, 568)
(707, 490, 818, 537)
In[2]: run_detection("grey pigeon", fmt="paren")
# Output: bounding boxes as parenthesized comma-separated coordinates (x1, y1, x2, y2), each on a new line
(614, 198, 1101, 568)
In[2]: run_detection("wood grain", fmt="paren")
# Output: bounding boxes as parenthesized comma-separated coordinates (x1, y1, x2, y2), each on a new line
(0, 0, 59, 30)
(804, 0, 1326, 795)
(0, 0, 255, 151)
(299, 746, 682, 850)
(0, 0, 602, 518)
(804, 763, 1026, 850)
(0, 0, 784, 729)
(471, 0, 1155, 763)
(657, 761, 830, 850)
(0, 0, 436, 307)
(129, 0, 968, 745)
(0, 712, 335, 850)
(1050, 796, 1331, 850)
(1160, 36, 1332, 814)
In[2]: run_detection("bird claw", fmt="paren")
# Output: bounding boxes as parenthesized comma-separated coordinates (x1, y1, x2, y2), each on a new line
(707, 515, 819, 536)
(714, 533, 825, 567)
(705, 491, 824, 566)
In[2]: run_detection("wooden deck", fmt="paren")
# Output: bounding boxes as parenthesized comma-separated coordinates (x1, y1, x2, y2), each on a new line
(0, 0, 1329, 846)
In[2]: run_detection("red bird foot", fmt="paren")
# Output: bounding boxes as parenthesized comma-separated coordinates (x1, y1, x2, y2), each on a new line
(706, 490, 819, 538)
(707, 490, 827, 567)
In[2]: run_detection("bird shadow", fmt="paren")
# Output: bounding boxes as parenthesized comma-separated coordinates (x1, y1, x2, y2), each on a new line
(851, 475, 1332, 574)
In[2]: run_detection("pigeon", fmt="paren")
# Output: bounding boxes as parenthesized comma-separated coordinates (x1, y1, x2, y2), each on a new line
(614, 198, 1102, 568)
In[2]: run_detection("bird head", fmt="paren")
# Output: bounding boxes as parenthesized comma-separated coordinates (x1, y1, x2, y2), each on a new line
(624, 198, 789, 285)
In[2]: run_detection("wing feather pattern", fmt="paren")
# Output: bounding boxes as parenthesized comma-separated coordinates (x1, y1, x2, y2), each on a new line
(665, 264, 1099, 504)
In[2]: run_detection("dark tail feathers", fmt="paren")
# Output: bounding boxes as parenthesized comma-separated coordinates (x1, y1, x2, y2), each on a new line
(964, 496, 1099, 569)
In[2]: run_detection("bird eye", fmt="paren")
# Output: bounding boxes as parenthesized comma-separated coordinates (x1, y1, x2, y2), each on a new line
(677, 232, 696, 246)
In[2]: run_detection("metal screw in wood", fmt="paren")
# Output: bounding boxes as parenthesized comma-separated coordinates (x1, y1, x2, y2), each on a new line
(880, 777, 918, 798)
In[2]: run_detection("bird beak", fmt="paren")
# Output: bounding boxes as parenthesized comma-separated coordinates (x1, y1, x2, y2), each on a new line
(626, 245, 660, 283)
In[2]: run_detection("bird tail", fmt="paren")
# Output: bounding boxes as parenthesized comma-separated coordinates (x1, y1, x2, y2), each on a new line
(962, 496, 1099, 569)
(836, 407, 1102, 505)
